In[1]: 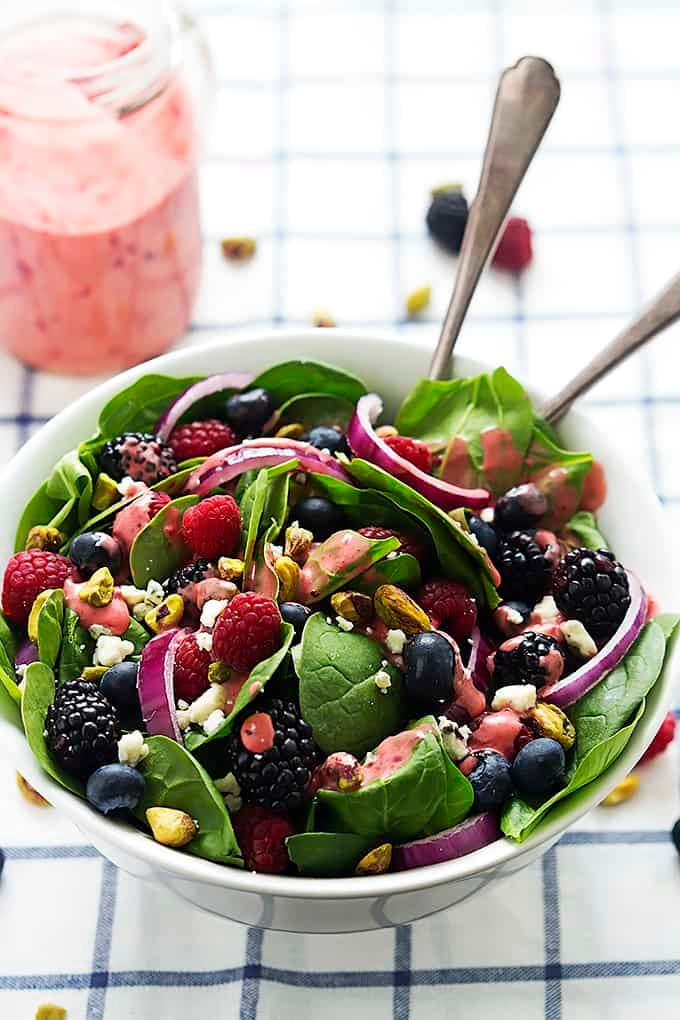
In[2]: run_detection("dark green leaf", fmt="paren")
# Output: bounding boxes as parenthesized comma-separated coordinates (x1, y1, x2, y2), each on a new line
(277, 392, 355, 430)
(298, 530, 400, 604)
(295, 613, 406, 757)
(15, 450, 94, 551)
(21, 661, 84, 797)
(134, 735, 242, 865)
(129, 494, 198, 588)
(353, 553, 421, 594)
(122, 618, 151, 655)
(251, 360, 367, 406)
(286, 832, 378, 876)
(36, 589, 64, 669)
(96, 374, 199, 439)
(58, 608, 94, 685)
(564, 510, 608, 550)
(0, 610, 18, 666)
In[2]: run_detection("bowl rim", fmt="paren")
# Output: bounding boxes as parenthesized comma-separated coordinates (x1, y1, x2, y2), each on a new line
(2, 327, 676, 900)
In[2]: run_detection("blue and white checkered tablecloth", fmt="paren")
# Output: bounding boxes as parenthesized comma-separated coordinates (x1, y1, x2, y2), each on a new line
(3, 1, 680, 1017)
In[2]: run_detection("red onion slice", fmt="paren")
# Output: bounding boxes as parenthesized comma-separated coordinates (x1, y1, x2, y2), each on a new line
(468, 626, 493, 692)
(184, 438, 352, 495)
(138, 627, 190, 742)
(347, 395, 489, 512)
(392, 812, 501, 871)
(539, 571, 646, 708)
(155, 372, 253, 442)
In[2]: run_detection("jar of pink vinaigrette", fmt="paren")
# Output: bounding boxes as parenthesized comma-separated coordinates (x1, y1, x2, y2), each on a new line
(0, 2, 212, 375)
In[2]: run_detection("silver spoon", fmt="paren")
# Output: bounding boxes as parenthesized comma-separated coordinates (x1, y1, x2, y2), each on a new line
(429, 56, 561, 381)
(540, 270, 680, 423)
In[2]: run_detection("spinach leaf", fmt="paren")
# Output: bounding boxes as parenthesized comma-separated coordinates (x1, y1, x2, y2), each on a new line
(247, 470, 292, 596)
(0, 610, 18, 666)
(122, 618, 151, 655)
(286, 832, 378, 876)
(36, 590, 64, 669)
(0, 611, 21, 724)
(129, 494, 198, 587)
(21, 661, 84, 797)
(316, 719, 473, 842)
(564, 510, 608, 550)
(184, 622, 295, 751)
(96, 373, 199, 439)
(523, 422, 592, 526)
(346, 459, 500, 609)
(299, 530, 400, 604)
(295, 613, 406, 757)
(353, 553, 421, 594)
(15, 450, 94, 551)
(277, 392, 355, 430)
(134, 735, 242, 865)
(241, 469, 270, 580)
(58, 608, 94, 685)
(251, 360, 366, 406)
(0, 669, 21, 727)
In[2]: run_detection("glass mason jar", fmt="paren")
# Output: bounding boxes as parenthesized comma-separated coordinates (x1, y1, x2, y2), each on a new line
(0, 1, 212, 375)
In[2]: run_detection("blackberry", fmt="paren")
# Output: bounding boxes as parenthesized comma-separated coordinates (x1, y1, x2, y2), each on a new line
(496, 530, 551, 603)
(227, 698, 319, 815)
(164, 558, 215, 596)
(491, 631, 564, 692)
(553, 547, 630, 642)
(45, 680, 120, 778)
(426, 189, 468, 253)
(98, 432, 177, 484)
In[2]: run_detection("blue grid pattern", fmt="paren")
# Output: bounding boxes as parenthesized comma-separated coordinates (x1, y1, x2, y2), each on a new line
(2, 1, 680, 1018)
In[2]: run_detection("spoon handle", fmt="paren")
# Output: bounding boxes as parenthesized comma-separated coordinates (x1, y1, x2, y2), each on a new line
(429, 56, 561, 381)
(540, 271, 680, 424)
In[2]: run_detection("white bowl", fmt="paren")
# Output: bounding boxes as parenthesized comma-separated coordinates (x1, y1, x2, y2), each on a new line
(1, 330, 675, 934)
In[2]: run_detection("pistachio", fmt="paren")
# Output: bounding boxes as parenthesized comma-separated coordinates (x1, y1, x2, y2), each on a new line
(601, 773, 639, 806)
(25, 525, 65, 552)
(78, 567, 114, 608)
(405, 284, 431, 318)
(374, 584, 431, 635)
(145, 594, 184, 633)
(375, 424, 399, 439)
(221, 236, 256, 261)
(528, 702, 576, 751)
(330, 590, 374, 625)
(208, 661, 232, 683)
(275, 422, 305, 440)
(284, 524, 314, 565)
(274, 555, 300, 602)
(355, 843, 392, 875)
(312, 306, 336, 328)
(217, 557, 245, 582)
(92, 471, 120, 511)
(35, 1005, 68, 1020)
(16, 771, 50, 807)
(146, 806, 198, 847)
(27, 589, 55, 643)
(82, 666, 109, 682)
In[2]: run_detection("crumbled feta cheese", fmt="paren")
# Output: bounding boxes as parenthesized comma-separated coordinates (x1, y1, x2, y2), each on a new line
(560, 619, 597, 660)
(214, 772, 242, 810)
(89, 624, 112, 640)
(506, 607, 524, 626)
(491, 684, 537, 713)
(385, 628, 406, 655)
(467, 530, 480, 546)
(16, 663, 27, 679)
(326, 616, 333, 625)
(177, 699, 189, 711)
(374, 669, 392, 693)
(532, 595, 559, 625)
(119, 585, 147, 609)
(118, 730, 149, 767)
(132, 603, 148, 621)
(365, 627, 373, 635)
(386, 551, 398, 560)
(200, 599, 227, 629)
(336, 616, 354, 632)
(195, 631, 213, 653)
(365, 751, 377, 765)
(438, 717, 471, 762)
(203, 709, 226, 735)
(188, 683, 227, 725)
(177, 708, 191, 731)
(93, 635, 134, 668)
(145, 580, 165, 605)
(480, 506, 494, 523)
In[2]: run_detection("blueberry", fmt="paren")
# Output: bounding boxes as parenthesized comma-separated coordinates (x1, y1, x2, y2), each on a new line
(305, 426, 351, 457)
(671, 818, 680, 856)
(511, 738, 566, 798)
(100, 661, 140, 722)
(426, 190, 469, 254)
(70, 531, 122, 578)
(86, 764, 145, 815)
(494, 484, 548, 532)
(469, 751, 513, 811)
(403, 631, 455, 707)
(290, 496, 345, 540)
(468, 515, 498, 560)
(279, 601, 311, 638)
(223, 387, 275, 437)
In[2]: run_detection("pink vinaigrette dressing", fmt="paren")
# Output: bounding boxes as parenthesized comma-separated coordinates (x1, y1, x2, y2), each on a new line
(0, 17, 201, 374)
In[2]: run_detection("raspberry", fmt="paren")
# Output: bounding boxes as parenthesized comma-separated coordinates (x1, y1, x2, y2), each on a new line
(384, 435, 433, 473)
(418, 578, 477, 642)
(168, 419, 237, 463)
(232, 804, 295, 874)
(173, 633, 211, 703)
(492, 217, 533, 272)
(2, 549, 74, 625)
(357, 526, 426, 560)
(212, 592, 281, 672)
(181, 494, 241, 559)
(638, 711, 676, 766)
(98, 432, 177, 484)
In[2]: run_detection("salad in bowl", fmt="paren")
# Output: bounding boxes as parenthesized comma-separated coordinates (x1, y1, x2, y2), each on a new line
(2, 357, 676, 879)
